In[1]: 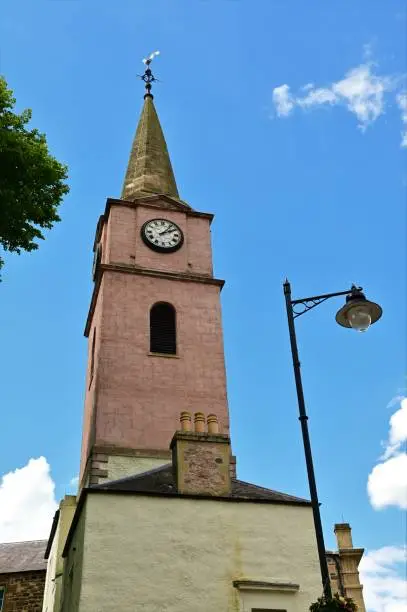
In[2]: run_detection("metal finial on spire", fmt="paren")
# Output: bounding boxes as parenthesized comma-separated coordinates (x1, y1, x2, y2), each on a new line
(140, 50, 160, 98)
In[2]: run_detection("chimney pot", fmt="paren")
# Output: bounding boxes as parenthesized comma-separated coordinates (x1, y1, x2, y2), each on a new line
(194, 412, 205, 433)
(180, 411, 192, 432)
(207, 414, 219, 434)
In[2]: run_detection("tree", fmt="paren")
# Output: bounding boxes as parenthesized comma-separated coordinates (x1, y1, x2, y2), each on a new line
(0, 76, 69, 277)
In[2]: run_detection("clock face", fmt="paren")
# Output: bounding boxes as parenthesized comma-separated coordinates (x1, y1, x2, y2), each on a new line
(141, 219, 184, 253)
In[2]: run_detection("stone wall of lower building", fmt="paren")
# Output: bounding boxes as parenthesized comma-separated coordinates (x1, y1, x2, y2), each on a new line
(0, 570, 45, 612)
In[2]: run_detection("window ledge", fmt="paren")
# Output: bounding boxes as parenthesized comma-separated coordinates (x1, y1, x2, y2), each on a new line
(147, 352, 180, 359)
(233, 580, 299, 593)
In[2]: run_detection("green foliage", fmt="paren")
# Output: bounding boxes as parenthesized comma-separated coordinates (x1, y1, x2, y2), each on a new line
(310, 593, 358, 612)
(0, 76, 69, 276)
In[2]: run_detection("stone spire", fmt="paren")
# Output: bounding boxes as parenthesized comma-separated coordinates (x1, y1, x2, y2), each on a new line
(121, 94, 180, 201)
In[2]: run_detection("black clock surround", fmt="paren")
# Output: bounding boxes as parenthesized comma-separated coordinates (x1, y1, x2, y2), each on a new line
(141, 218, 184, 253)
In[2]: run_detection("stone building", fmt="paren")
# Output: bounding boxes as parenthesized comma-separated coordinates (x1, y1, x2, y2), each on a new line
(40, 75, 367, 611)
(327, 524, 366, 611)
(0, 540, 47, 611)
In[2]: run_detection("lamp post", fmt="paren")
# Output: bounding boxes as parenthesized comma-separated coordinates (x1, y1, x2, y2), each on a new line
(283, 280, 382, 599)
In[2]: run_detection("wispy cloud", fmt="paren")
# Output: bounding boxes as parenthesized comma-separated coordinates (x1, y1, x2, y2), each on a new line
(396, 92, 407, 147)
(69, 475, 79, 488)
(271, 52, 406, 146)
(367, 397, 407, 510)
(360, 546, 407, 612)
(272, 84, 294, 117)
(0, 457, 58, 542)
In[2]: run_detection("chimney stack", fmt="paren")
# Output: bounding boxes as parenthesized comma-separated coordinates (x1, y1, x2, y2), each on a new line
(334, 523, 366, 612)
(170, 412, 231, 496)
(334, 523, 353, 549)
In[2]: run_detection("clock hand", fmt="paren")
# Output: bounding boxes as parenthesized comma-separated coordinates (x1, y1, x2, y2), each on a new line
(159, 225, 176, 235)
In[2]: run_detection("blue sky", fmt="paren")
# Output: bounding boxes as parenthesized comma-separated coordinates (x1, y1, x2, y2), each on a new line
(0, 2, 406, 609)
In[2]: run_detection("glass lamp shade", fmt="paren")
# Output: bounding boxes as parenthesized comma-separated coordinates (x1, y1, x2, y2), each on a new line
(335, 290, 382, 331)
(346, 305, 372, 332)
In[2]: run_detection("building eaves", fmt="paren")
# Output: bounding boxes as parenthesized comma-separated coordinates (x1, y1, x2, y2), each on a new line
(44, 509, 60, 560)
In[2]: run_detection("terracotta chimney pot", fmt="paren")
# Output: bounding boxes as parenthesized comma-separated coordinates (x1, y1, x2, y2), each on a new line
(180, 411, 192, 432)
(207, 414, 219, 434)
(194, 412, 205, 433)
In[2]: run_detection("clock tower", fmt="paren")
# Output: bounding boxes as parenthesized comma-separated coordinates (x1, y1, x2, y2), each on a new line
(41, 61, 367, 612)
(79, 85, 231, 488)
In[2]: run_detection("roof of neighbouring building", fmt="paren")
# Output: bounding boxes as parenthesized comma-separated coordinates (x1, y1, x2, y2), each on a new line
(93, 464, 310, 504)
(0, 540, 47, 573)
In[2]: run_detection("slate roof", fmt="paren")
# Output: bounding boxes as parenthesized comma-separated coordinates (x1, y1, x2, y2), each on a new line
(94, 464, 309, 505)
(0, 540, 47, 573)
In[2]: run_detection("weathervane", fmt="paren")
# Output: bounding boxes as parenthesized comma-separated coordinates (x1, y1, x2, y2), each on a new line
(139, 50, 160, 98)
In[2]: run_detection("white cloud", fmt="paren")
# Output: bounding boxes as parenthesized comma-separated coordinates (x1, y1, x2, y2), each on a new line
(0, 457, 58, 543)
(297, 86, 338, 108)
(332, 64, 391, 128)
(367, 397, 407, 510)
(272, 84, 294, 117)
(301, 82, 315, 92)
(368, 454, 407, 510)
(360, 546, 407, 612)
(69, 475, 79, 488)
(381, 397, 407, 460)
(396, 92, 407, 147)
(271, 52, 406, 143)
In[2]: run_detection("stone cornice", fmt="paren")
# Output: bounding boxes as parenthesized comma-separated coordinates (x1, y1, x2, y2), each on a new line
(338, 547, 365, 564)
(104, 197, 214, 222)
(233, 580, 299, 592)
(84, 264, 225, 337)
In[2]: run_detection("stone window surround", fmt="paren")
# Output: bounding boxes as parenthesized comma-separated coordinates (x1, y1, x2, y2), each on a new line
(233, 580, 299, 612)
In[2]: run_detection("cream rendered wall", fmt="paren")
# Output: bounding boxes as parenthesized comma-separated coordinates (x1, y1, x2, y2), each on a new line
(42, 524, 58, 612)
(106, 455, 170, 480)
(42, 496, 77, 612)
(61, 504, 86, 612)
(70, 493, 320, 612)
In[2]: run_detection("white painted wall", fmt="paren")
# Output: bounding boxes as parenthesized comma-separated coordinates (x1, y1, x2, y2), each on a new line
(66, 492, 321, 612)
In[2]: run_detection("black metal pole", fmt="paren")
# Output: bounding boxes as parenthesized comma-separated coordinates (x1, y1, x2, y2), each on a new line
(284, 280, 332, 600)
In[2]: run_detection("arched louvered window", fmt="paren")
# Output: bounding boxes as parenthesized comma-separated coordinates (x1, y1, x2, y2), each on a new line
(150, 302, 176, 354)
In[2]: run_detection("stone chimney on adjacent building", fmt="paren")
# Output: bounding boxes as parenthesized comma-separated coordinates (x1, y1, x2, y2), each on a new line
(170, 412, 231, 496)
(334, 523, 366, 612)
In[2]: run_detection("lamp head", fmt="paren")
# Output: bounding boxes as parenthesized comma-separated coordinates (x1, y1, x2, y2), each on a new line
(335, 286, 382, 332)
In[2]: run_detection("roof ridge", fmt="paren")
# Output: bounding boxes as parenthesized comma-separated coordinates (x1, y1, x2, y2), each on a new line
(234, 478, 309, 502)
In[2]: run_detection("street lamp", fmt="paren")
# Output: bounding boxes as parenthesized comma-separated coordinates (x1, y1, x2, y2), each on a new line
(283, 280, 382, 599)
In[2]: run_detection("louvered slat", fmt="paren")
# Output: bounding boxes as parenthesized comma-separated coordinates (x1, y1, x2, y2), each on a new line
(150, 303, 176, 354)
